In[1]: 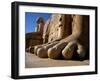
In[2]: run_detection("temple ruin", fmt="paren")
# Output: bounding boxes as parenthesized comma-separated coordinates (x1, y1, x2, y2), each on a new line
(26, 14, 89, 60)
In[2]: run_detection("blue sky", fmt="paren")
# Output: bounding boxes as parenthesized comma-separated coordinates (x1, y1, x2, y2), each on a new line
(25, 12, 51, 33)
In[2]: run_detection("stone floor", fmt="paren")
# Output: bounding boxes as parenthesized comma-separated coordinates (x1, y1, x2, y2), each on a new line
(25, 52, 89, 68)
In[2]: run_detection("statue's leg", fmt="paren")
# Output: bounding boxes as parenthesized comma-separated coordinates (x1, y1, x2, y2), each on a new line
(62, 41, 77, 60)
(37, 41, 59, 58)
(77, 43, 86, 59)
(48, 42, 67, 59)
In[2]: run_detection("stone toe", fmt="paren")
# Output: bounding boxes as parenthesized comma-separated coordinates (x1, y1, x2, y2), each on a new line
(48, 48, 60, 59)
(37, 48, 48, 58)
(62, 44, 76, 60)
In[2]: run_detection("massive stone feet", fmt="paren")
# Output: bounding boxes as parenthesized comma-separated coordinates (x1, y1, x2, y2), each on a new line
(34, 40, 86, 60)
